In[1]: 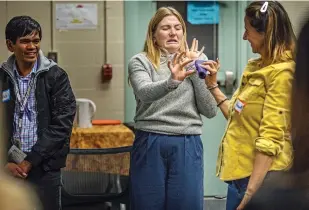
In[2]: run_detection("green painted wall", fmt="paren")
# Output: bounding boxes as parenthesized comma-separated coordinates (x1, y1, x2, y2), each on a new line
(124, 0, 157, 122)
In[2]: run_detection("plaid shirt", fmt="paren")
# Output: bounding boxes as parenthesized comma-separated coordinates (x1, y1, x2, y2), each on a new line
(12, 62, 38, 152)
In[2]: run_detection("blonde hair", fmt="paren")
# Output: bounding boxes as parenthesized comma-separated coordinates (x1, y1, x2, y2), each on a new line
(245, 1, 296, 66)
(143, 7, 187, 69)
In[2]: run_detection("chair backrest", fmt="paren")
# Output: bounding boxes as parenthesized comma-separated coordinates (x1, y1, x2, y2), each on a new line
(61, 146, 132, 197)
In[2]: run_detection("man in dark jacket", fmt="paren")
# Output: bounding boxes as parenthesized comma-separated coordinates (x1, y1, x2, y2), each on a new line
(0, 16, 76, 210)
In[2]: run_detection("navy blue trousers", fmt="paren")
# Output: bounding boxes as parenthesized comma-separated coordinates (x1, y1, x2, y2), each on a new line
(129, 130, 204, 210)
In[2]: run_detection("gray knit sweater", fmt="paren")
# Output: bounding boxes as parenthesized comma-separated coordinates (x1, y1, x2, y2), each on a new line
(128, 52, 217, 135)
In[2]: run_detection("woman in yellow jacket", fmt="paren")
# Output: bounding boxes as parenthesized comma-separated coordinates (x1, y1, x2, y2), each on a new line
(201, 1, 296, 210)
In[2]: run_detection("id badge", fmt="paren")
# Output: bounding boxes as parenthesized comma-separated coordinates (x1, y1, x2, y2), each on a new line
(8, 145, 27, 164)
(234, 99, 246, 114)
(2, 89, 10, 102)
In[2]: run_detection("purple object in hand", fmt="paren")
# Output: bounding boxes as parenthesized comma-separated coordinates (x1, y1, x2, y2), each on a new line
(194, 60, 208, 79)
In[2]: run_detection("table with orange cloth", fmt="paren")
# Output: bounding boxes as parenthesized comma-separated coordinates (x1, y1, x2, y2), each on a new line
(64, 124, 135, 176)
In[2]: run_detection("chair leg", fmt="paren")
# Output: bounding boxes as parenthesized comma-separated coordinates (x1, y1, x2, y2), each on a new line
(110, 203, 120, 210)
(108, 202, 127, 210)
(120, 203, 127, 210)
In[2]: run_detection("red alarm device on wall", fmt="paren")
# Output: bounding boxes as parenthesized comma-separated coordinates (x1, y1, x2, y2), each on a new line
(102, 63, 112, 82)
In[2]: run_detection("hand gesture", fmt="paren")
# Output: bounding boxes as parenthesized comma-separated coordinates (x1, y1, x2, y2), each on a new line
(5, 162, 27, 178)
(18, 160, 32, 174)
(200, 58, 220, 87)
(168, 52, 194, 81)
(185, 38, 205, 60)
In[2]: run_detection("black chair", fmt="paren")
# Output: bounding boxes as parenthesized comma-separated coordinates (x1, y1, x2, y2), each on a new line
(62, 123, 135, 210)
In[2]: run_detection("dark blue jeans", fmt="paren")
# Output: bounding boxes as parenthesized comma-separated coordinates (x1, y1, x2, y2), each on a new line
(226, 177, 250, 210)
(129, 130, 204, 210)
(26, 166, 62, 210)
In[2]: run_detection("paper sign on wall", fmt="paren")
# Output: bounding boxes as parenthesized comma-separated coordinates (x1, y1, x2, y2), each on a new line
(187, 1, 220, 25)
(56, 3, 98, 30)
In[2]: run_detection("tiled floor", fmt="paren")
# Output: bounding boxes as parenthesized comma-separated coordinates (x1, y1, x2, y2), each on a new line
(204, 198, 227, 210)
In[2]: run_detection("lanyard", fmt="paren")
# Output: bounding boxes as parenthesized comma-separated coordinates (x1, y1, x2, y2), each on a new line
(14, 73, 36, 130)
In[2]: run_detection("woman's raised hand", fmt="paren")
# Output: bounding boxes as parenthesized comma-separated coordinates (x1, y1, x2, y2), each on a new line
(185, 38, 205, 60)
(168, 52, 195, 81)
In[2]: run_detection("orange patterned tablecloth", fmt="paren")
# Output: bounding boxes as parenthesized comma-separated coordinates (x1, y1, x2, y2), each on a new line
(70, 124, 134, 149)
(65, 124, 135, 175)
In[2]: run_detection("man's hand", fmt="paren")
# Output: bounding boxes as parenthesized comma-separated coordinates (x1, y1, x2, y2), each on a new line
(5, 162, 27, 178)
(18, 160, 32, 174)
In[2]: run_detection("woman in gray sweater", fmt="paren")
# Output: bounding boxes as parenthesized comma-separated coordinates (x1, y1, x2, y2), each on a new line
(128, 7, 217, 210)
